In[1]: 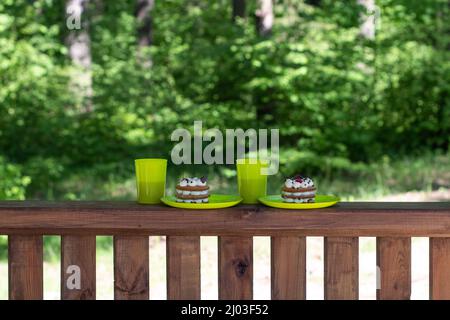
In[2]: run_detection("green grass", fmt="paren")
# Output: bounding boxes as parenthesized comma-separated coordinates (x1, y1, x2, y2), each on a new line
(48, 151, 450, 201)
(316, 152, 450, 200)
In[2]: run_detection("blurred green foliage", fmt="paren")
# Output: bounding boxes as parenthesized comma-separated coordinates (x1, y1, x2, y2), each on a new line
(0, 0, 449, 200)
(0, 157, 29, 199)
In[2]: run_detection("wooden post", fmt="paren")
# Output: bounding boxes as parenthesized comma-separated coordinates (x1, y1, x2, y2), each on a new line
(114, 236, 149, 300)
(8, 235, 43, 300)
(324, 237, 359, 300)
(271, 236, 306, 299)
(167, 236, 201, 299)
(376, 237, 411, 300)
(61, 235, 96, 299)
(430, 238, 450, 299)
(219, 236, 253, 300)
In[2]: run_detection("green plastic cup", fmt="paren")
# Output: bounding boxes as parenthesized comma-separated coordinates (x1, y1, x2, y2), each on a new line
(236, 158, 269, 204)
(135, 158, 167, 204)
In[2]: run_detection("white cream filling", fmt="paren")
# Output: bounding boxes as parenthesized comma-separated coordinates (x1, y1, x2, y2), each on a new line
(176, 198, 208, 203)
(176, 190, 208, 196)
(191, 190, 208, 195)
(283, 197, 314, 203)
(282, 191, 316, 197)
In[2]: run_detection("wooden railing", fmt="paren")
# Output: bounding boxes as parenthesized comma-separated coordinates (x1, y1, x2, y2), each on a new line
(0, 201, 449, 300)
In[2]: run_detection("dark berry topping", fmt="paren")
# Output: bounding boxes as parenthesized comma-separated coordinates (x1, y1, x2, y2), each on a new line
(200, 176, 208, 183)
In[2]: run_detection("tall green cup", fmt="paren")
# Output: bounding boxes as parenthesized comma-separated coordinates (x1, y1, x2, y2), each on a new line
(135, 158, 167, 204)
(236, 158, 268, 204)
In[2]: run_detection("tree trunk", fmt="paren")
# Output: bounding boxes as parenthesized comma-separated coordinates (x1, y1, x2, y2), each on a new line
(358, 0, 376, 40)
(232, 0, 246, 20)
(254, 0, 275, 124)
(135, 0, 154, 48)
(65, 0, 93, 112)
(135, 0, 154, 67)
(255, 0, 274, 37)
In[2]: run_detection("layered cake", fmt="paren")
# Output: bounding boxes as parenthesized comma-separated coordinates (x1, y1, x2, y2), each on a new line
(281, 175, 316, 203)
(175, 177, 210, 203)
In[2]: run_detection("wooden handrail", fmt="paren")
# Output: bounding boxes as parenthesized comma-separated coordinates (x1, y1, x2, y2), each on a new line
(0, 201, 449, 236)
(1, 201, 450, 300)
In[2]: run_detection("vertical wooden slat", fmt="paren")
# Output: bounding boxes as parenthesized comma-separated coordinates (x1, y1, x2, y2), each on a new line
(8, 235, 43, 300)
(61, 235, 96, 300)
(271, 236, 306, 300)
(167, 236, 200, 299)
(430, 237, 450, 300)
(114, 236, 149, 300)
(324, 237, 359, 300)
(376, 237, 411, 300)
(218, 236, 253, 300)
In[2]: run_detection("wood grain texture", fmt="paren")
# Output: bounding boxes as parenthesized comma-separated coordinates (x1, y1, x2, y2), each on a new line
(376, 237, 411, 300)
(61, 235, 96, 300)
(324, 237, 359, 300)
(271, 236, 306, 300)
(430, 238, 450, 300)
(114, 236, 149, 300)
(0, 201, 449, 236)
(167, 236, 200, 299)
(219, 236, 253, 300)
(8, 235, 43, 300)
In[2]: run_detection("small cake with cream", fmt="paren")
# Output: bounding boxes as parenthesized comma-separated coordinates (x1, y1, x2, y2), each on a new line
(175, 177, 210, 203)
(281, 175, 316, 203)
